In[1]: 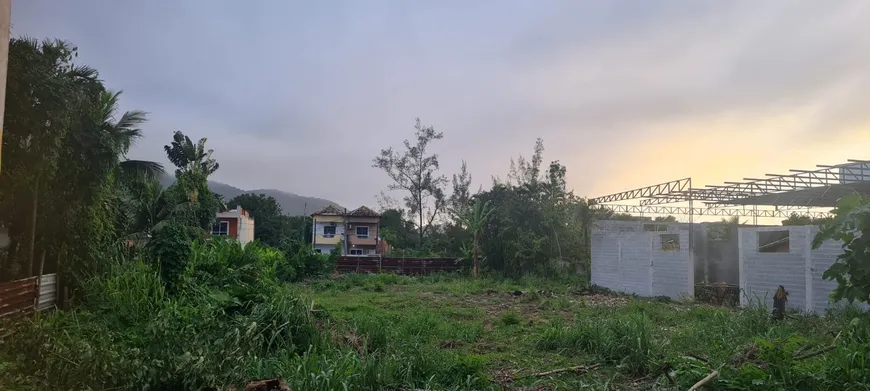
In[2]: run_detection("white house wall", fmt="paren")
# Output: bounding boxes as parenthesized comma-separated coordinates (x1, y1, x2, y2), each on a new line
(314, 221, 345, 236)
(239, 217, 255, 246)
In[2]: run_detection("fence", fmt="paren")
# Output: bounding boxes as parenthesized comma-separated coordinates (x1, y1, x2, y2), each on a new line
(0, 273, 57, 319)
(335, 257, 461, 275)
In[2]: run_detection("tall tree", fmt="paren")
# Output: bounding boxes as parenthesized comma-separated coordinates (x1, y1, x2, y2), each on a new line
(227, 193, 293, 247)
(158, 131, 221, 234)
(1, 38, 163, 281)
(373, 118, 447, 248)
(97, 90, 164, 181)
(450, 160, 472, 215)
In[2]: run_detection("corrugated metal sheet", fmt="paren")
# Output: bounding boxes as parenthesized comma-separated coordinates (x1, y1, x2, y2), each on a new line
(0, 276, 37, 318)
(0, 273, 57, 317)
(36, 273, 57, 311)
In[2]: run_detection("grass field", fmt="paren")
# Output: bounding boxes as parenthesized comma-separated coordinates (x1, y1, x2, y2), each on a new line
(293, 273, 863, 390)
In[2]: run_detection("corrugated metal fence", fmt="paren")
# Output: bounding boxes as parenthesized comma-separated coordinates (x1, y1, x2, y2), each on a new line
(335, 257, 460, 275)
(0, 273, 57, 319)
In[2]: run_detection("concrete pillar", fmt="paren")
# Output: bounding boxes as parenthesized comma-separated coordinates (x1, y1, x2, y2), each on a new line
(0, 0, 10, 174)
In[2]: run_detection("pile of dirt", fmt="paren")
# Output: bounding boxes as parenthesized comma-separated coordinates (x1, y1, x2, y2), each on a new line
(583, 294, 628, 307)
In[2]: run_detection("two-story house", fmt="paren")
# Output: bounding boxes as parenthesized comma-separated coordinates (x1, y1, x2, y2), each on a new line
(345, 206, 380, 256)
(311, 205, 345, 254)
(212, 206, 255, 247)
(311, 205, 382, 256)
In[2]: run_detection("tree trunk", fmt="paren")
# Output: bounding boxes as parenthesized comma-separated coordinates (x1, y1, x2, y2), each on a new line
(418, 199, 424, 249)
(27, 175, 40, 277)
(473, 234, 479, 278)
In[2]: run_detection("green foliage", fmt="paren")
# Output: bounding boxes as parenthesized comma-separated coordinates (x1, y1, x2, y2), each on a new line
(783, 212, 833, 226)
(227, 193, 311, 248)
(373, 118, 448, 248)
(813, 194, 870, 304)
(277, 241, 334, 281)
(499, 311, 521, 326)
(0, 37, 160, 282)
(0, 244, 320, 390)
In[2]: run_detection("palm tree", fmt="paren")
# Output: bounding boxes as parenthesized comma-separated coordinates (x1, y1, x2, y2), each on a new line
(96, 90, 165, 180)
(452, 198, 495, 278)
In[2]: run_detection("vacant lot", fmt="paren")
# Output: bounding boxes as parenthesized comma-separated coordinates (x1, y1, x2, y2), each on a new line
(295, 273, 864, 390)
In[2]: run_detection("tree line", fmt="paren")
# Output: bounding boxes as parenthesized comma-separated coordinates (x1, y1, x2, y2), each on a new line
(0, 37, 319, 286)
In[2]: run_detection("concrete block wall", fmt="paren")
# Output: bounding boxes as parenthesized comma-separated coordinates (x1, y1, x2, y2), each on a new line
(652, 229, 692, 299)
(739, 226, 809, 311)
(809, 226, 847, 312)
(590, 233, 620, 292)
(617, 232, 653, 296)
(738, 225, 866, 313)
(591, 221, 692, 299)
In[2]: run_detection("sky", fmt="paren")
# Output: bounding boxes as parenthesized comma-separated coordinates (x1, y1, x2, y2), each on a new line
(11, 1, 870, 211)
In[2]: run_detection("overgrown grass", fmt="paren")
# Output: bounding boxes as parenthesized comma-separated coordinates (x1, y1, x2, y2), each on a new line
(293, 273, 869, 390)
(2, 259, 869, 390)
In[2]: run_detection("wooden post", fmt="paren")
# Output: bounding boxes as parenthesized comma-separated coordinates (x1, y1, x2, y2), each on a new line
(34, 250, 45, 309)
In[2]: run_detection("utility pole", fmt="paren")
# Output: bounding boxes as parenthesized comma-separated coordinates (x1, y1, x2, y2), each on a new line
(0, 0, 10, 174)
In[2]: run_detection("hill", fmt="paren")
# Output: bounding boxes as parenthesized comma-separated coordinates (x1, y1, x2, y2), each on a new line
(158, 176, 340, 216)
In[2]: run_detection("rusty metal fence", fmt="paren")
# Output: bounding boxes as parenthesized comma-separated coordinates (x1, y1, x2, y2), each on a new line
(335, 257, 461, 275)
(0, 273, 57, 319)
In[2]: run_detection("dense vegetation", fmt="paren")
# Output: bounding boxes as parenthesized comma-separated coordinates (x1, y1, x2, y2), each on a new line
(2, 36, 870, 391)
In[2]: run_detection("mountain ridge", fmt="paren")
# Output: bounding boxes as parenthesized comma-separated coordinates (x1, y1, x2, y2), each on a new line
(158, 176, 341, 216)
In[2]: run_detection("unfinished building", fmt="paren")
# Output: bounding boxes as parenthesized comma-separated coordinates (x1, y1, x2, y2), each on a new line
(589, 160, 869, 313)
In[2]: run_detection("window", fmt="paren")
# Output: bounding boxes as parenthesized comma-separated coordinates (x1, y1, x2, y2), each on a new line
(349, 248, 363, 255)
(212, 221, 229, 236)
(660, 234, 680, 251)
(758, 230, 790, 253)
(323, 225, 336, 238)
(643, 224, 668, 232)
(314, 249, 322, 254)
(356, 226, 369, 238)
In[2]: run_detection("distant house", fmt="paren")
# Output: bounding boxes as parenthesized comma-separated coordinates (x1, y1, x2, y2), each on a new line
(311, 205, 384, 256)
(213, 206, 255, 246)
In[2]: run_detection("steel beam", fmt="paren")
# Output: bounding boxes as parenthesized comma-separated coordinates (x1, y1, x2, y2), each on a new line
(590, 178, 690, 204)
(597, 204, 831, 219)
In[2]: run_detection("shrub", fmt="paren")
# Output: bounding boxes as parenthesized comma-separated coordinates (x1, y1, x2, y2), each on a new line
(499, 311, 521, 326)
(0, 243, 322, 390)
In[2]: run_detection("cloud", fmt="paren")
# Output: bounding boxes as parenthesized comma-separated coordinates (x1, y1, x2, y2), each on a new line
(10, 0, 870, 210)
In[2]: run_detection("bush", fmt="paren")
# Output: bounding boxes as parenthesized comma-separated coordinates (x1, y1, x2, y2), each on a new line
(499, 311, 521, 326)
(0, 242, 322, 390)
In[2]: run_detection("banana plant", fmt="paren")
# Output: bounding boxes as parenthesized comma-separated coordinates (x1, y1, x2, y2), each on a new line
(451, 198, 495, 277)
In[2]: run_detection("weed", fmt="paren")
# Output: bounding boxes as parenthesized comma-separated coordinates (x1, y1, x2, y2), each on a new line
(500, 311, 521, 326)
